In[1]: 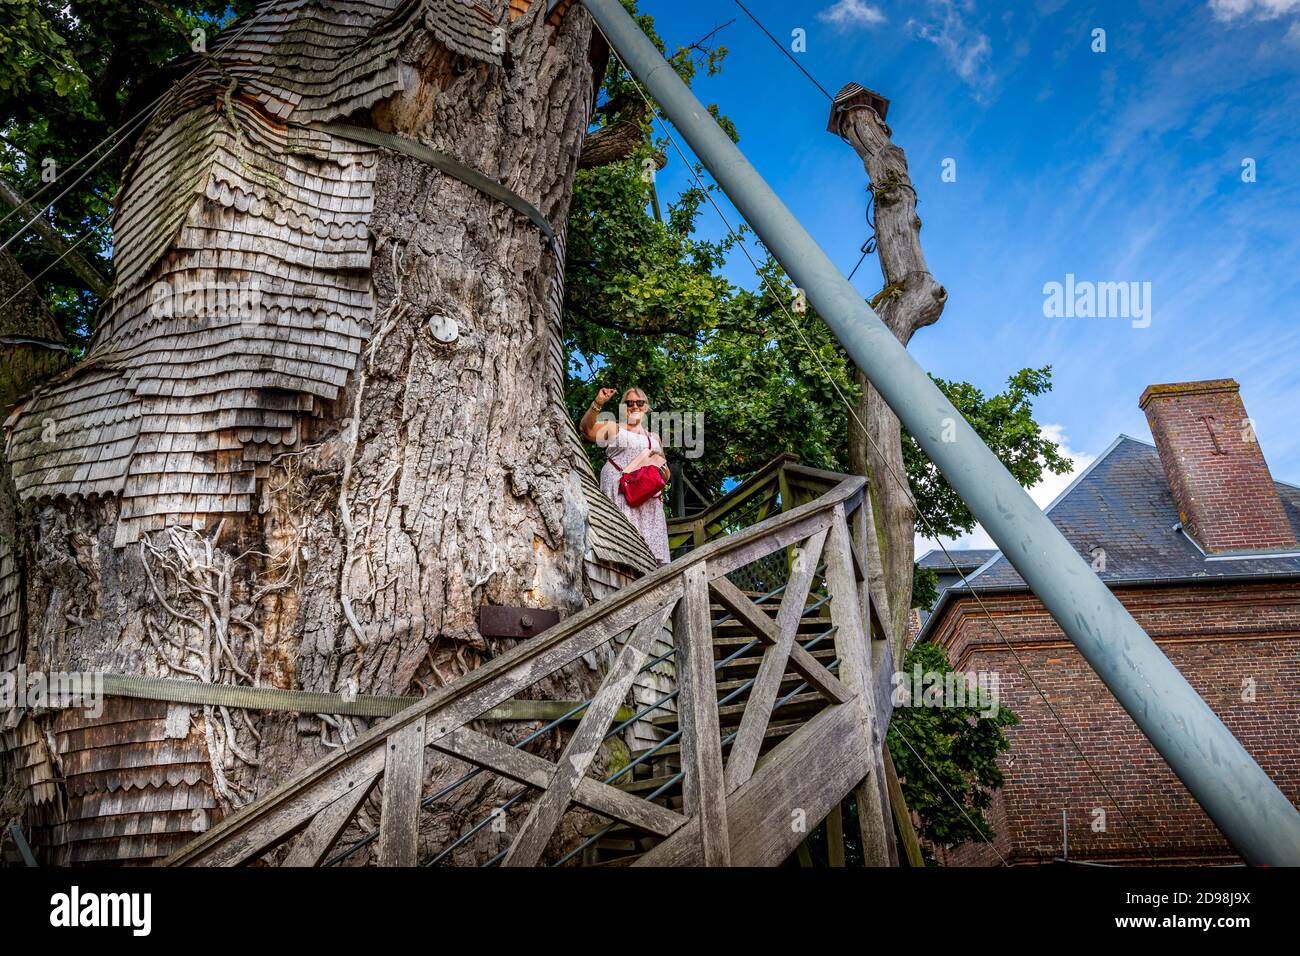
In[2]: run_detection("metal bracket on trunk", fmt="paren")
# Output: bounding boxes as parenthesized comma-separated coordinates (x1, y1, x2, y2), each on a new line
(476, 604, 562, 639)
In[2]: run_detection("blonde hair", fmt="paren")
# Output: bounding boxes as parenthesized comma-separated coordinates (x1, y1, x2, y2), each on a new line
(622, 387, 649, 406)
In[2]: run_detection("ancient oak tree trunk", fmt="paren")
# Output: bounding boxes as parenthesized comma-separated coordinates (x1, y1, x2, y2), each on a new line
(0, 1, 640, 865)
(836, 96, 947, 654)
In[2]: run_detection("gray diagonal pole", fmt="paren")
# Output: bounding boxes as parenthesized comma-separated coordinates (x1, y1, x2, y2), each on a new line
(580, 0, 1300, 865)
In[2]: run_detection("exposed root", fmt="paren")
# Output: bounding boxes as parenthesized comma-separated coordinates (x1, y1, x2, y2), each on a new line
(138, 526, 268, 810)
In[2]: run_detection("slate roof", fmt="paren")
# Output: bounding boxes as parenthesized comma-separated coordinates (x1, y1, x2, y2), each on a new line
(916, 548, 997, 573)
(919, 434, 1300, 639)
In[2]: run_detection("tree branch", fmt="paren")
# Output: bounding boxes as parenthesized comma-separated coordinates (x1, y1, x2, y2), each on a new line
(837, 100, 946, 656)
(0, 177, 111, 299)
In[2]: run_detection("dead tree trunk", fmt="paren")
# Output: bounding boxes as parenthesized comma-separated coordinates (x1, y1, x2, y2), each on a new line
(0, 2, 631, 865)
(835, 90, 947, 654)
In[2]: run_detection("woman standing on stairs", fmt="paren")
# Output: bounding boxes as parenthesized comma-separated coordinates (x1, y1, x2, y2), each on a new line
(581, 386, 671, 566)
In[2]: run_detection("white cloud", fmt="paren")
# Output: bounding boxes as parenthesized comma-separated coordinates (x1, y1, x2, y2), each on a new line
(915, 424, 1098, 555)
(907, 1, 995, 90)
(818, 0, 887, 29)
(1208, 1, 1300, 51)
(1209, 0, 1300, 20)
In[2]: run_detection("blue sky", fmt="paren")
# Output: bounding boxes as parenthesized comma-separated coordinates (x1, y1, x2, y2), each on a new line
(642, 0, 1300, 548)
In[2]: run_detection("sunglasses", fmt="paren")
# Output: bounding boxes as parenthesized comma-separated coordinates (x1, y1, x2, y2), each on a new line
(624, 400, 647, 409)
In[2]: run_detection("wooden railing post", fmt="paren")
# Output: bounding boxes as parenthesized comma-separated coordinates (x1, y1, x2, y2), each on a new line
(826, 505, 894, 866)
(883, 745, 925, 867)
(778, 464, 796, 570)
(378, 716, 426, 867)
(674, 562, 730, 865)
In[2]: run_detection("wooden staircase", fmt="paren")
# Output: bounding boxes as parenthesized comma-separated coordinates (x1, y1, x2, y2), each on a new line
(578, 594, 855, 866)
(165, 461, 897, 867)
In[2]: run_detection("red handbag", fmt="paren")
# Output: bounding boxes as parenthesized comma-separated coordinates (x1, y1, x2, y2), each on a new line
(618, 432, 666, 507)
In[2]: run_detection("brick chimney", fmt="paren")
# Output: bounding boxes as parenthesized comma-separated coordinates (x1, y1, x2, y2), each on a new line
(1140, 379, 1297, 554)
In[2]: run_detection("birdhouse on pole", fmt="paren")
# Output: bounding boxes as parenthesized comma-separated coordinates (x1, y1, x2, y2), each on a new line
(827, 82, 891, 135)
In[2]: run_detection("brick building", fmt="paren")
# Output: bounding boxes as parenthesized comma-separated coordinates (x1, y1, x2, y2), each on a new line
(916, 379, 1300, 865)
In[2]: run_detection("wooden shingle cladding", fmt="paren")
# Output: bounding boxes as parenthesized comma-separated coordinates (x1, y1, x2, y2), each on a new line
(0, 251, 71, 413)
(34, 699, 218, 865)
(7, 0, 655, 577)
(3, 695, 219, 866)
(0, 547, 18, 675)
(6, 0, 504, 549)
(0, 719, 58, 807)
(158, 0, 505, 126)
(7, 115, 376, 545)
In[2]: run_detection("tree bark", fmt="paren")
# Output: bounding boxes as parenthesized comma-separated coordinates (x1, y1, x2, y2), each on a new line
(578, 118, 646, 169)
(839, 105, 947, 654)
(1, 6, 612, 865)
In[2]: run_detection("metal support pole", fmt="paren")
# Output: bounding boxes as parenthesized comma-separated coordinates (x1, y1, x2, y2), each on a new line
(581, 0, 1300, 865)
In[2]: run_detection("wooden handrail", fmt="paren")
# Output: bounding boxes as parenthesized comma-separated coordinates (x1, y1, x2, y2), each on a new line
(781, 462, 852, 488)
(667, 453, 800, 536)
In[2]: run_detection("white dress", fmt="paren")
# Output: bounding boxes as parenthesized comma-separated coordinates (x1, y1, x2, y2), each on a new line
(599, 426, 671, 566)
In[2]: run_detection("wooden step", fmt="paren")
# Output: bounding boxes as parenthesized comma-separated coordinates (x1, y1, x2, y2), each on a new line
(714, 646, 836, 677)
(711, 616, 833, 639)
(630, 717, 806, 762)
(707, 595, 825, 617)
(714, 668, 838, 696)
(613, 773, 680, 796)
(650, 691, 827, 729)
(711, 629, 836, 657)
(581, 834, 657, 857)
(717, 690, 826, 725)
(580, 852, 642, 867)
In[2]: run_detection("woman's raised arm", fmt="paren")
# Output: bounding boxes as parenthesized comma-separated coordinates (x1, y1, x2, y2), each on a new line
(580, 387, 619, 443)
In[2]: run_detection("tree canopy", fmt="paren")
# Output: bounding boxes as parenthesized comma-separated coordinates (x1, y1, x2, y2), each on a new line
(0, 0, 254, 345)
(887, 641, 1020, 854)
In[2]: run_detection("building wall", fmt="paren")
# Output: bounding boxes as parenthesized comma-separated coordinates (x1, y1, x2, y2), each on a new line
(926, 581, 1300, 865)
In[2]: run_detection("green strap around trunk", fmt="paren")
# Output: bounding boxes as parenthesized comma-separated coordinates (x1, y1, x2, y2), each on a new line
(313, 122, 559, 249)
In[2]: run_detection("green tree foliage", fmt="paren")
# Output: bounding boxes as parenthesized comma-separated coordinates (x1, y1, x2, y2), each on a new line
(887, 641, 1020, 853)
(905, 366, 1072, 542)
(911, 564, 939, 612)
(0, 0, 253, 344)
